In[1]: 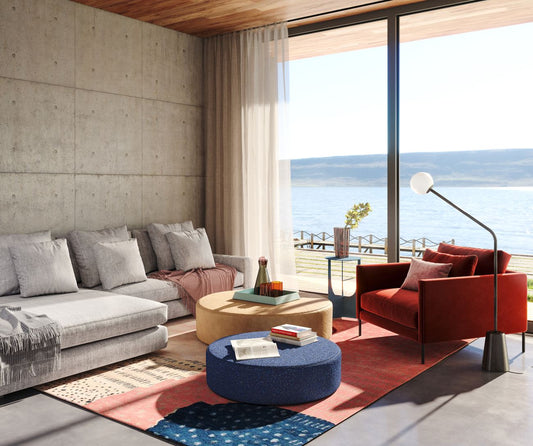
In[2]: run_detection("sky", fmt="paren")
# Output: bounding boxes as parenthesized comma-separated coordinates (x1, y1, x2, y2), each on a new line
(288, 21, 533, 159)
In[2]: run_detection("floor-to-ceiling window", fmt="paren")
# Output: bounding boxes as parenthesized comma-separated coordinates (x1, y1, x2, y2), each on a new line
(289, 21, 387, 293)
(289, 0, 533, 299)
(399, 0, 533, 291)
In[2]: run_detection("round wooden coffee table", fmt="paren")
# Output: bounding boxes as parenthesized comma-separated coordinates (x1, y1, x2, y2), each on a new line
(195, 291, 333, 344)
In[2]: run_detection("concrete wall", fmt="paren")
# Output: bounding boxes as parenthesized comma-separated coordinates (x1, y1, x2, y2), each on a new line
(0, 0, 204, 236)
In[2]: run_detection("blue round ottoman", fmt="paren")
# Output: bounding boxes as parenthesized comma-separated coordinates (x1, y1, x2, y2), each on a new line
(206, 331, 341, 405)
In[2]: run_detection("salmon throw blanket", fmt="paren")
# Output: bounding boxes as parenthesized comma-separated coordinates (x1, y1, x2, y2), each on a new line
(149, 264, 237, 317)
(0, 306, 61, 386)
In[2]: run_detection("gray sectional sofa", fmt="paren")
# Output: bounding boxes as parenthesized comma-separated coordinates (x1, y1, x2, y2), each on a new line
(0, 223, 252, 396)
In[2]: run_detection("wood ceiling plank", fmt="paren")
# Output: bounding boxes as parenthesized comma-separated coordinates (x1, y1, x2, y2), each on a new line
(72, 0, 405, 36)
(72, 0, 533, 44)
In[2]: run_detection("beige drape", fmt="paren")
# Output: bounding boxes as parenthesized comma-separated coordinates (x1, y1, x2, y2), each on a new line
(204, 23, 296, 286)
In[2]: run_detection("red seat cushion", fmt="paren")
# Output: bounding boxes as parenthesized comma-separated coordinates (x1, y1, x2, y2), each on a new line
(360, 288, 419, 329)
(438, 243, 511, 275)
(422, 248, 478, 277)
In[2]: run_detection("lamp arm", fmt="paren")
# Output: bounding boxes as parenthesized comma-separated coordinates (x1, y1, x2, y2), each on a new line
(429, 188, 499, 331)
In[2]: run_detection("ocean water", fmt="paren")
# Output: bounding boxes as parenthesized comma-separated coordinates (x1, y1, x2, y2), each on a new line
(291, 186, 533, 255)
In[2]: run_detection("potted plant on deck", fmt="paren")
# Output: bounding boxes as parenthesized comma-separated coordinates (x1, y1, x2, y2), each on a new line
(334, 202, 372, 258)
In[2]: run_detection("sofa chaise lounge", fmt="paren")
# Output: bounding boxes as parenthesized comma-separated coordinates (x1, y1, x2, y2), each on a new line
(0, 223, 252, 396)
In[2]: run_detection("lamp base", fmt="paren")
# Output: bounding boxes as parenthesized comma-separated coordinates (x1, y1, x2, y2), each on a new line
(481, 330, 509, 372)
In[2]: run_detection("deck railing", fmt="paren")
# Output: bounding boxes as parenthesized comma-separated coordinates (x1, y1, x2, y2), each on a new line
(293, 230, 454, 257)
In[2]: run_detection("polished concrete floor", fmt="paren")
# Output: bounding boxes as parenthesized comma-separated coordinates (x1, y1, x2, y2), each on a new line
(1, 322, 532, 446)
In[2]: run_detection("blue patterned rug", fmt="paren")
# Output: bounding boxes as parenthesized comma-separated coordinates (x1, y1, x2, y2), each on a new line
(147, 402, 334, 445)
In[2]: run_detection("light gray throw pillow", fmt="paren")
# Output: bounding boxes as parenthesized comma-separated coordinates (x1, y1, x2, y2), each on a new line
(67, 225, 130, 288)
(9, 238, 78, 298)
(131, 229, 158, 274)
(166, 228, 216, 271)
(93, 239, 147, 290)
(0, 230, 52, 296)
(147, 221, 194, 271)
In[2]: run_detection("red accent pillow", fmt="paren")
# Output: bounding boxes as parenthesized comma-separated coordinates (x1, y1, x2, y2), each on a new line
(400, 258, 453, 291)
(422, 248, 478, 277)
(437, 243, 511, 275)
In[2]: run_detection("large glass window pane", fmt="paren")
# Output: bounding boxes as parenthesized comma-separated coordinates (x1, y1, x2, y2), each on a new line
(399, 1, 533, 285)
(289, 21, 387, 294)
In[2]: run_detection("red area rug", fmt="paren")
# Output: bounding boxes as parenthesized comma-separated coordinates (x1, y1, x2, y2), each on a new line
(37, 319, 470, 444)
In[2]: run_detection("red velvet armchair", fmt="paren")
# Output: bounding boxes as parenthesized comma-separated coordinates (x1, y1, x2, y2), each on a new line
(356, 255, 528, 363)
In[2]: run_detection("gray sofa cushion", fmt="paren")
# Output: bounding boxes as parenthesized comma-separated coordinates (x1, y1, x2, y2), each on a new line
(131, 229, 158, 274)
(93, 239, 147, 290)
(67, 226, 129, 288)
(0, 289, 167, 349)
(98, 278, 180, 303)
(147, 221, 194, 271)
(166, 228, 216, 271)
(9, 239, 78, 298)
(0, 230, 52, 296)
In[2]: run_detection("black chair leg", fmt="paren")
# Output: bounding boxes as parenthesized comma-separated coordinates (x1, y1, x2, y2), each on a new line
(421, 344, 425, 364)
(523, 332, 526, 353)
(358, 319, 362, 336)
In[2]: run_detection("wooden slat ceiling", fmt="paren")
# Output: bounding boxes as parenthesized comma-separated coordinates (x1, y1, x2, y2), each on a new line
(289, 0, 533, 59)
(73, 0, 532, 60)
(72, 0, 426, 37)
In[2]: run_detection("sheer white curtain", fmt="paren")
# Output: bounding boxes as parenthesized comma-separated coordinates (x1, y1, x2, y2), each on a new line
(205, 23, 296, 288)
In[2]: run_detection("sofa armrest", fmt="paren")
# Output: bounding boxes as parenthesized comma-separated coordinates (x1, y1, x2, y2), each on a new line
(419, 271, 528, 343)
(213, 254, 254, 288)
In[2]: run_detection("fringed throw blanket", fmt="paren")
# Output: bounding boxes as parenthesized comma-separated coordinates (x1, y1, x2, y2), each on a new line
(0, 306, 61, 386)
(149, 264, 237, 317)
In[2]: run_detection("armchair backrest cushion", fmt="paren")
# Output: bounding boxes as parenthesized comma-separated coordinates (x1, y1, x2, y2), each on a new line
(437, 243, 511, 275)
(422, 248, 478, 277)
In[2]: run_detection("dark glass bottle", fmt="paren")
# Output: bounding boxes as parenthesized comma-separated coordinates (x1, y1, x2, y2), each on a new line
(254, 257, 270, 295)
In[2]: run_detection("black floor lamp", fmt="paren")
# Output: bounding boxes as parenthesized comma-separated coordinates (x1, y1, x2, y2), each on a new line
(410, 172, 509, 372)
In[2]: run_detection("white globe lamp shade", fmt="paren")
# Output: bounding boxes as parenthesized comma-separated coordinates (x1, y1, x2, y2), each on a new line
(410, 172, 434, 195)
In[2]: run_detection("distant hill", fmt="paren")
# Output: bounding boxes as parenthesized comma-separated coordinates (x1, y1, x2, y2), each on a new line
(290, 149, 533, 187)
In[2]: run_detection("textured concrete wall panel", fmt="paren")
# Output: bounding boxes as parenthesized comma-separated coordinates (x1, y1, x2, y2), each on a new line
(2, 1, 205, 236)
(0, 173, 75, 236)
(142, 100, 203, 176)
(142, 176, 204, 227)
(75, 90, 142, 174)
(75, 4, 142, 96)
(0, 0, 75, 86)
(142, 24, 203, 106)
(75, 175, 143, 231)
(0, 78, 75, 173)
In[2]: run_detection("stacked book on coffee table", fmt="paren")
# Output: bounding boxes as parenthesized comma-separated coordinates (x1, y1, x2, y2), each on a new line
(269, 324, 318, 346)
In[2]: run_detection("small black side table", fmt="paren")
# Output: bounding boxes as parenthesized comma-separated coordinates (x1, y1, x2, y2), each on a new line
(326, 255, 361, 318)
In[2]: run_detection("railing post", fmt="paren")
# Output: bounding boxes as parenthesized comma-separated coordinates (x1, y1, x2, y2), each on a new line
(412, 239, 416, 257)
(322, 232, 325, 250)
(310, 233, 314, 249)
(369, 234, 373, 254)
(300, 231, 303, 240)
(451, 238, 455, 245)
(358, 236, 362, 253)
(384, 237, 388, 254)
